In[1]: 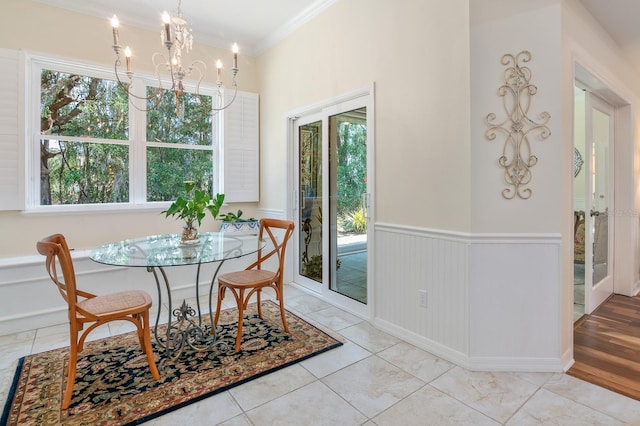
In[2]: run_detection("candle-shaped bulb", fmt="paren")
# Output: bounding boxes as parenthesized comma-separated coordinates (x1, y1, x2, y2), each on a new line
(216, 59, 222, 81)
(232, 43, 239, 69)
(124, 46, 132, 72)
(111, 15, 120, 46)
(162, 11, 171, 43)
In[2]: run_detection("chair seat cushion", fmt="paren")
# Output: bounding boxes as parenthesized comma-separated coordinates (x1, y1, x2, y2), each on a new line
(78, 290, 152, 315)
(218, 270, 276, 287)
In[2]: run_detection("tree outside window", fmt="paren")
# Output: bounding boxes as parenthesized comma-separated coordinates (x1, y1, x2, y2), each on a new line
(146, 87, 214, 202)
(40, 70, 129, 205)
(39, 68, 216, 206)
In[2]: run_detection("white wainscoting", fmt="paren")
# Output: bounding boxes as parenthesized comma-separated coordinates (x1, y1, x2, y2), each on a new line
(373, 224, 471, 367)
(372, 224, 563, 372)
(468, 234, 563, 371)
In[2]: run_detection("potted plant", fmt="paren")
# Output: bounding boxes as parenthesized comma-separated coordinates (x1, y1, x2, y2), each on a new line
(163, 181, 225, 243)
(219, 209, 260, 234)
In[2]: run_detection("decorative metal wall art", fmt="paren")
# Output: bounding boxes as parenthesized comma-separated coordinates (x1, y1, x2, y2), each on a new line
(486, 51, 551, 200)
(573, 147, 584, 177)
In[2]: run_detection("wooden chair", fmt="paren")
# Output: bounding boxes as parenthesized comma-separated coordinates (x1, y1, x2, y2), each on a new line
(214, 218, 295, 352)
(36, 234, 160, 409)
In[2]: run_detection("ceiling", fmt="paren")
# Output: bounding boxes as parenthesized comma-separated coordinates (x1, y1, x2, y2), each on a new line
(34, 0, 336, 56)
(34, 0, 640, 69)
(579, 0, 640, 72)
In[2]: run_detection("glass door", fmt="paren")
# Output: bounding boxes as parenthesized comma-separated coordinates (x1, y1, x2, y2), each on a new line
(329, 108, 368, 303)
(292, 95, 372, 318)
(573, 89, 614, 316)
(296, 114, 324, 288)
(586, 93, 614, 313)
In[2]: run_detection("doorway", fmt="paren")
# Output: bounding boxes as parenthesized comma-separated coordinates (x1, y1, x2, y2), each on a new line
(573, 86, 615, 319)
(288, 87, 374, 319)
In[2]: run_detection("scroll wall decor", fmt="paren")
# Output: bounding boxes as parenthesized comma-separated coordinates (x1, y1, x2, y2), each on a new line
(486, 51, 550, 200)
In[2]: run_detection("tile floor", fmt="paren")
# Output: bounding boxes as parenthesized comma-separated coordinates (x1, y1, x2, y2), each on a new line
(336, 250, 367, 303)
(2, 285, 640, 425)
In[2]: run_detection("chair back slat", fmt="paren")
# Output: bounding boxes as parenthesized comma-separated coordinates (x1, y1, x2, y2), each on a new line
(247, 219, 294, 286)
(36, 234, 79, 317)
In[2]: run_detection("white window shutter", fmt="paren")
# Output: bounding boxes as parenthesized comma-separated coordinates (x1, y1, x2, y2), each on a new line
(222, 90, 259, 202)
(0, 48, 24, 211)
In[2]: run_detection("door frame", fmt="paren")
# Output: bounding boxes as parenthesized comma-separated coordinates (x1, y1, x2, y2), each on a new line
(573, 61, 636, 303)
(285, 84, 375, 321)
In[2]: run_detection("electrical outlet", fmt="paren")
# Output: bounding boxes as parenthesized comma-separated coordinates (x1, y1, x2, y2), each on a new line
(418, 289, 427, 308)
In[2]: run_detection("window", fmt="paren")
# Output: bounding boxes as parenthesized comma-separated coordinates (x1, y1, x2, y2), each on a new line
(145, 88, 215, 202)
(36, 58, 219, 207)
(10, 52, 259, 212)
(39, 69, 130, 205)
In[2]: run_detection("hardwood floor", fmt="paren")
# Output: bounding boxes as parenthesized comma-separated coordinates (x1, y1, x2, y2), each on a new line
(568, 294, 640, 401)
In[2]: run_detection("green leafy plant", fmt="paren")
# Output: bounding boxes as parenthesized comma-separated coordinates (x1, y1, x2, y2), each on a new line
(218, 209, 256, 223)
(163, 181, 225, 229)
(340, 208, 367, 234)
(303, 254, 341, 280)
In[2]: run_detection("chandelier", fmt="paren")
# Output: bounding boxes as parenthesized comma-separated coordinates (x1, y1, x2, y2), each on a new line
(109, 0, 239, 114)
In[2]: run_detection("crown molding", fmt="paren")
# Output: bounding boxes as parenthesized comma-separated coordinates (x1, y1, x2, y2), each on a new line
(253, 0, 338, 56)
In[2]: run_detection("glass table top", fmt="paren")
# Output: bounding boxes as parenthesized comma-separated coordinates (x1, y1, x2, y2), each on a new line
(89, 232, 263, 267)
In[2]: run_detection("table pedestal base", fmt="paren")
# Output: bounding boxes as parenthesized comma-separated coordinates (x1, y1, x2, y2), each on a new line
(148, 261, 228, 360)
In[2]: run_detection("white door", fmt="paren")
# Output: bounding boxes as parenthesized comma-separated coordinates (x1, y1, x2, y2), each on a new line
(290, 91, 373, 318)
(585, 93, 614, 313)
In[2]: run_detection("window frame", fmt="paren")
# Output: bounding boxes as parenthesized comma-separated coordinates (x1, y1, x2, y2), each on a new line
(25, 54, 221, 214)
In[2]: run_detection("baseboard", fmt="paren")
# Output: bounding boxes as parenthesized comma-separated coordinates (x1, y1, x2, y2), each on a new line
(0, 306, 67, 336)
(468, 356, 565, 372)
(561, 346, 575, 372)
(373, 317, 470, 369)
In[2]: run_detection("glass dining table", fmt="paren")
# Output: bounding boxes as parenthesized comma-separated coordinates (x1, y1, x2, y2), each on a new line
(89, 232, 264, 360)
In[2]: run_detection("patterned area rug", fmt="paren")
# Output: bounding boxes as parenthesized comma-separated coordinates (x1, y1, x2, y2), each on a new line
(2, 301, 342, 425)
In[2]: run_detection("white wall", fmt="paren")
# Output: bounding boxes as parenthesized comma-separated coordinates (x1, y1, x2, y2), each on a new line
(467, 0, 640, 370)
(470, 2, 566, 370)
(470, 2, 564, 234)
(257, 0, 471, 230)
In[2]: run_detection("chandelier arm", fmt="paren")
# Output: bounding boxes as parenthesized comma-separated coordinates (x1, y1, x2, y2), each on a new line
(187, 60, 206, 95)
(211, 83, 238, 112)
(112, 64, 168, 113)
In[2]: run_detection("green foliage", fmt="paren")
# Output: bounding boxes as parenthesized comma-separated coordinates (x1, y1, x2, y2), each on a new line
(144, 89, 215, 202)
(40, 70, 131, 205)
(146, 89, 212, 145)
(340, 208, 367, 234)
(146, 147, 213, 202)
(163, 181, 225, 227)
(303, 255, 341, 280)
(336, 120, 367, 216)
(303, 255, 323, 279)
(218, 209, 256, 223)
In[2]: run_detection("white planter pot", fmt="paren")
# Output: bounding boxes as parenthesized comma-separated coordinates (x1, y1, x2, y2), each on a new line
(219, 220, 260, 234)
